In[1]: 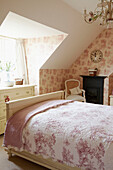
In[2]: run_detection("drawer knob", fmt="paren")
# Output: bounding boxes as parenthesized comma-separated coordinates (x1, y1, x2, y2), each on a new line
(16, 93, 19, 95)
(26, 91, 29, 94)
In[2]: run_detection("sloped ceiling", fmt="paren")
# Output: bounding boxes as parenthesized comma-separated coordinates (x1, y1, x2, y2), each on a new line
(62, 0, 99, 13)
(0, 12, 67, 38)
(0, 0, 103, 69)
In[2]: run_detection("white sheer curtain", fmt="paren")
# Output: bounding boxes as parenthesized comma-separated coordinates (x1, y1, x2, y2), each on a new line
(0, 37, 28, 84)
(16, 39, 28, 84)
(0, 37, 16, 82)
(0, 37, 16, 65)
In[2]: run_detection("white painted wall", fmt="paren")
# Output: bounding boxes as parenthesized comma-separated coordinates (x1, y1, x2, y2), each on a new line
(0, 0, 103, 69)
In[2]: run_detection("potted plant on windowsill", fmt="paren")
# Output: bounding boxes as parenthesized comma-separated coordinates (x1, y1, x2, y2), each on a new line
(0, 61, 16, 87)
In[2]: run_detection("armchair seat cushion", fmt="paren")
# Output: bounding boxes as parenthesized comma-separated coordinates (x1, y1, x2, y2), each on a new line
(66, 94, 85, 101)
(70, 86, 82, 95)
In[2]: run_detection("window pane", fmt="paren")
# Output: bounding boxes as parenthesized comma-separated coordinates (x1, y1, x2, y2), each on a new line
(0, 38, 17, 82)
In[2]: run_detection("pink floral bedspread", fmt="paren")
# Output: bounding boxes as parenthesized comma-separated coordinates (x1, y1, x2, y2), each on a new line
(22, 101, 113, 170)
(3, 100, 73, 149)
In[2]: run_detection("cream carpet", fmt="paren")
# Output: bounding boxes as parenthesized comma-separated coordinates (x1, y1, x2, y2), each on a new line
(0, 135, 48, 170)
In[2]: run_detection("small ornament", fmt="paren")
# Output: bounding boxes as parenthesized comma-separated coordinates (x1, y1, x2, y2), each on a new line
(5, 96, 10, 102)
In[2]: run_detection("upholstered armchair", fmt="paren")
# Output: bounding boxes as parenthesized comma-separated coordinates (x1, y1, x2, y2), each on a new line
(65, 79, 86, 102)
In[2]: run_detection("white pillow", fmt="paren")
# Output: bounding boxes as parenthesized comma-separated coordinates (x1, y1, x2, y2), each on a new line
(70, 86, 82, 95)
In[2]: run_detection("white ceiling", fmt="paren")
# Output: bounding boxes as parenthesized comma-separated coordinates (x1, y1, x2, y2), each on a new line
(0, 12, 67, 39)
(62, 0, 99, 13)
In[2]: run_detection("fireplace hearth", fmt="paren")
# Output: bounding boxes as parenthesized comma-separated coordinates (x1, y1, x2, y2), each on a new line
(80, 75, 107, 104)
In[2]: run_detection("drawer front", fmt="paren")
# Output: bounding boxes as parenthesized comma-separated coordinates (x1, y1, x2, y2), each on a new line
(0, 118, 6, 134)
(0, 87, 35, 102)
(0, 92, 14, 102)
(0, 105, 6, 119)
(0, 90, 20, 102)
(14, 87, 34, 99)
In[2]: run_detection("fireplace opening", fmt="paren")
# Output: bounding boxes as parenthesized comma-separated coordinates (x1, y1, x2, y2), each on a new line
(86, 87, 100, 104)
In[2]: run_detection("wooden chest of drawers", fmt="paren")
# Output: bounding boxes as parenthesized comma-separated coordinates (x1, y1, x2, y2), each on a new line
(0, 85, 35, 135)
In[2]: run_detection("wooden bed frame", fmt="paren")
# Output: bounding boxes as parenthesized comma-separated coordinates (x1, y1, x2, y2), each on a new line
(4, 90, 81, 170)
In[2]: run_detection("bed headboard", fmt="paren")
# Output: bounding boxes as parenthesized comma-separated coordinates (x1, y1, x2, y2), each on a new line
(6, 90, 65, 120)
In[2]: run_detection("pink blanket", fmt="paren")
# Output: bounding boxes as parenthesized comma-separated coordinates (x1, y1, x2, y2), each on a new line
(3, 100, 73, 149)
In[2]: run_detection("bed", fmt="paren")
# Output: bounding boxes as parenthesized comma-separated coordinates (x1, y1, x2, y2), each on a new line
(3, 90, 113, 170)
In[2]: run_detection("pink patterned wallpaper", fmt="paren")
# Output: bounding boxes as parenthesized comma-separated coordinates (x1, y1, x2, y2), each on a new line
(39, 69, 76, 94)
(24, 34, 66, 90)
(40, 29, 113, 105)
(39, 69, 69, 94)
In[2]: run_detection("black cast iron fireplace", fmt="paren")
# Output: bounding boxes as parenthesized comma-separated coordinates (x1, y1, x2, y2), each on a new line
(80, 75, 107, 104)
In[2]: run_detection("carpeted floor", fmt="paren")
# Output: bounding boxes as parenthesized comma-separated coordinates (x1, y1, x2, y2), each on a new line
(0, 135, 48, 170)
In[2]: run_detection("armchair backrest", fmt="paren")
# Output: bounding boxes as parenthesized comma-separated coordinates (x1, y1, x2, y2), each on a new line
(65, 79, 80, 97)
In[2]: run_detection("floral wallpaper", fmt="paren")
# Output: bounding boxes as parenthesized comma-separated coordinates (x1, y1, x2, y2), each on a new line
(40, 28, 113, 105)
(39, 69, 69, 94)
(24, 34, 66, 93)
(68, 28, 113, 105)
